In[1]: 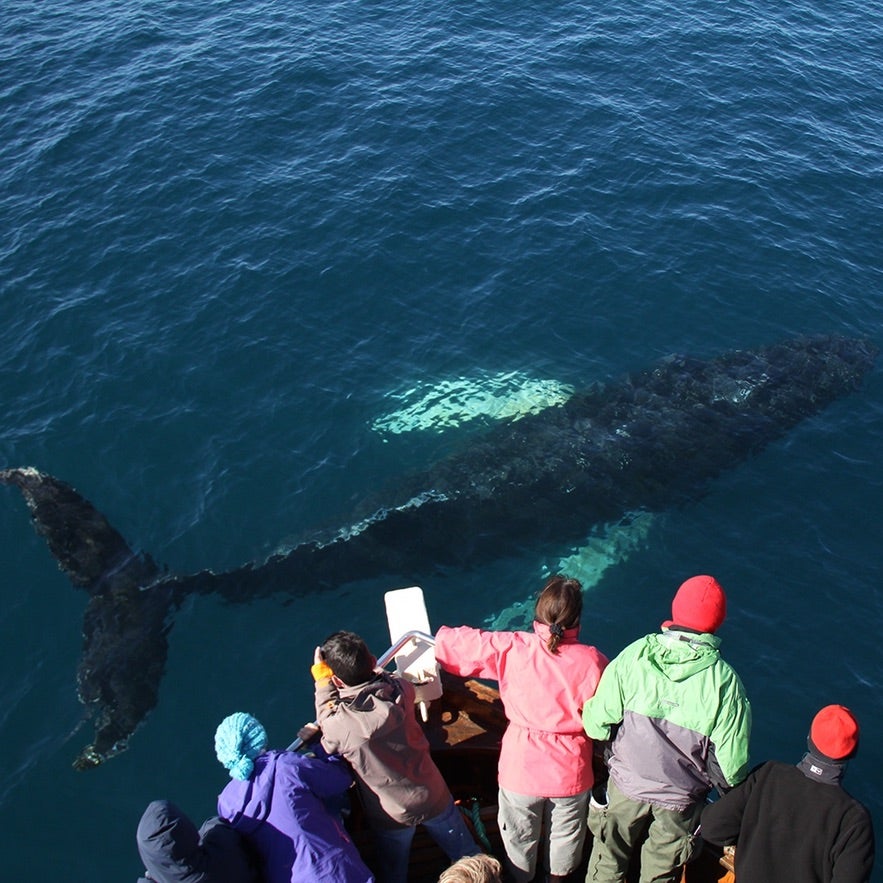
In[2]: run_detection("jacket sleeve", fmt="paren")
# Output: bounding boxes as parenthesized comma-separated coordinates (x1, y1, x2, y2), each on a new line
(314, 677, 346, 755)
(434, 625, 508, 680)
(831, 803, 876, 883)
(581, 654, 625, 741)
(290, 751, 354, 801)
(699, 767, 758, 845)
(708, 666, 752, 788)
(706, 750, 732, 794)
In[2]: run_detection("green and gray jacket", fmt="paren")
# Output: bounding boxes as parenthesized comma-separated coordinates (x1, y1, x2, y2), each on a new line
(582, 627, 751, 811)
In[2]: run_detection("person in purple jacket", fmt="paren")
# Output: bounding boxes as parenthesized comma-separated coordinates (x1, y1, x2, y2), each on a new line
(214, 711, 374, 883)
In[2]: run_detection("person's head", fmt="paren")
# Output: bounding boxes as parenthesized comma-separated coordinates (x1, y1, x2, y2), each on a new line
(809, 704, 860, 761)
(136, 799, 202, 882)
(320, 630, 376, 686)
(662, 574, 726, 634)
(437, 853, 503, 883)
(535, 574, 583, 653)
(214, 712, 268, 780)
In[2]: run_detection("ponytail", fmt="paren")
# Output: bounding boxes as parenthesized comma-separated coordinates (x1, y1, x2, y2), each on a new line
(547, 621, 565, 654)
(535, 575, 583, 654)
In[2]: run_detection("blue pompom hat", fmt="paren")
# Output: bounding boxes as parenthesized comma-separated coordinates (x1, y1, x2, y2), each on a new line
(215, 712, 268, 780)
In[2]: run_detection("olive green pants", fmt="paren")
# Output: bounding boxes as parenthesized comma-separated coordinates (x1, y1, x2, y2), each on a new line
(585, 779, 701, 883)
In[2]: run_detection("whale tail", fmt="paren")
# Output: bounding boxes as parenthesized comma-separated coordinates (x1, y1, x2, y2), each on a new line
(0, 467, 176, 769)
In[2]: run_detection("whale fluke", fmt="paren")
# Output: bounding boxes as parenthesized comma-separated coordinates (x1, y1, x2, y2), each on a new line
(0, 467, 176, 769)
(2, 334, 877, 768)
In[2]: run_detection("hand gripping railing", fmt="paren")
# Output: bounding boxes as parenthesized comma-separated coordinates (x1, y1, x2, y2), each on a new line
(288, 630, 436, 751)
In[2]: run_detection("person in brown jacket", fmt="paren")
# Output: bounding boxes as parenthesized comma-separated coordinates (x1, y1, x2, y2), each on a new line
(311, 631, 477, 883)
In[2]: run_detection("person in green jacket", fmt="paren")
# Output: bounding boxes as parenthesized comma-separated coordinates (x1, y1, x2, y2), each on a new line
(582, 575, 751, 883)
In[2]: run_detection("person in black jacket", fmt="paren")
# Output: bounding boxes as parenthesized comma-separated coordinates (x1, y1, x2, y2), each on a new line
(136, 799, 259, 883)
(700, 704, 875, 883)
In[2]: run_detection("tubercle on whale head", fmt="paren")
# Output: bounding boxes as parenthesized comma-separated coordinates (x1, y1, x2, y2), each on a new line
(783, 333, 877, 372)
(681, 334, 878, 416)
(769, 334, 879, 406)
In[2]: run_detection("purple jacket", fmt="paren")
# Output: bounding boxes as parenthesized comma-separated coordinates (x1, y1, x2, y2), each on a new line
(217, 749, 373, 883)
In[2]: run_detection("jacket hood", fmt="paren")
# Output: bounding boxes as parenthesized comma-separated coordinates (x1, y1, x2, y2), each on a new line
(333, 672, 418, 745)
(136, 800, 208, 883)
(337, 670, 401, 707)
(647, 628, 721, 682)
(220, 751, 278, 834)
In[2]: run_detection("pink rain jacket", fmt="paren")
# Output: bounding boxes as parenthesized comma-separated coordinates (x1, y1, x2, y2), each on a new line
(434, 622, 608, 798)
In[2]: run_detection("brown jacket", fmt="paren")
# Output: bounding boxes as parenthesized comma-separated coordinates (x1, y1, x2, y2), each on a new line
(315, 671, 451, 829)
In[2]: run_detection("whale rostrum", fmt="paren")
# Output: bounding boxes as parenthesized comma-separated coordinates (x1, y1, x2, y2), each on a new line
(1, 334, 877, 768)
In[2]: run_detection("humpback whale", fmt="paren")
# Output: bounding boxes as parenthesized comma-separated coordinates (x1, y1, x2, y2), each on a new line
(1, 334, 877, 769)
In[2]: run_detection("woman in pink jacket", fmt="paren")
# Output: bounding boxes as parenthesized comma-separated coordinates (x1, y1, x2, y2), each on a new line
(434, 575, 608, 883)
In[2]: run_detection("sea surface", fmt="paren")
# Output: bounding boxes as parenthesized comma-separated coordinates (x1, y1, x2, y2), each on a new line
(2, 0, 882, 879)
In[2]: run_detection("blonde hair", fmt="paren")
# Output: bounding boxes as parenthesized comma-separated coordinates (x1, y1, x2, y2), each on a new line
(438, 853, 503, 883)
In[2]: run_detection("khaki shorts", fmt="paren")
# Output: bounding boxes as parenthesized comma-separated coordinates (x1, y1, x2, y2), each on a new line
(498, 786, 590, 882)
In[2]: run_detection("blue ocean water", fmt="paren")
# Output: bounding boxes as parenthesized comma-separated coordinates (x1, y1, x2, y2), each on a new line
(2, 0, 882, 878)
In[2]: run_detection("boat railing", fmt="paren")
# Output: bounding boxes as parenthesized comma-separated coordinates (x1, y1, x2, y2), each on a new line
(377, 629, 435, 668)
(287, 629, 436, 751)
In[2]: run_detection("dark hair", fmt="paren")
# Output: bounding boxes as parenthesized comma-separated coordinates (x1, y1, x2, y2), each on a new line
(535, 575, 583, 654)
(320, 630, 376, 686)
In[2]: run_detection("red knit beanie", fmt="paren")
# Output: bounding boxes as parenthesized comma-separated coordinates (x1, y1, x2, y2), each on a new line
(810, 705, 860, 760)
(662, 575, 726, 634)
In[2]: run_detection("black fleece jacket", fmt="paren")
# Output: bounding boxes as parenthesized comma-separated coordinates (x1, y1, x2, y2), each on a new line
(700, 759, 874, 883)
